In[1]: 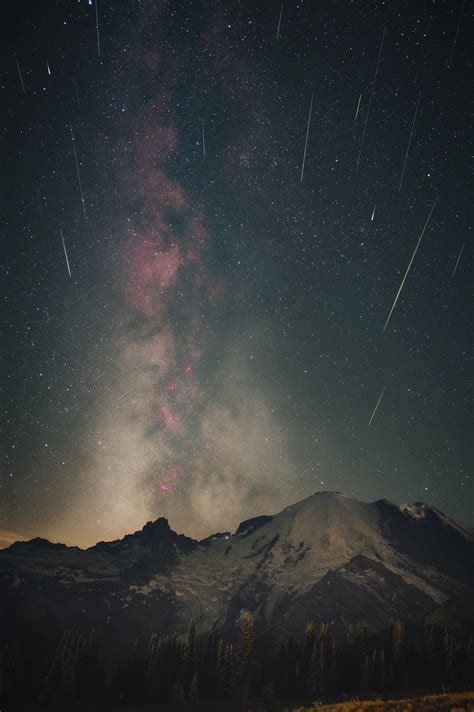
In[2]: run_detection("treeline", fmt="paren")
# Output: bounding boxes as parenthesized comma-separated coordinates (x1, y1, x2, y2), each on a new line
(1, 615, 473, 710)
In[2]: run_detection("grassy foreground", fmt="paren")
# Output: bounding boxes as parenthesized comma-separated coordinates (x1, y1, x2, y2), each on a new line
(288, 690, 474, 711)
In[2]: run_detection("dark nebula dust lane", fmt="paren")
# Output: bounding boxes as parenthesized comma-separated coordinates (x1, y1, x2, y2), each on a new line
(1, 0, 472, 548)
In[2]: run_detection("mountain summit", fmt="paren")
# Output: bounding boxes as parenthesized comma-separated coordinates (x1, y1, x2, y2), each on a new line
(1, 492, 472, 649)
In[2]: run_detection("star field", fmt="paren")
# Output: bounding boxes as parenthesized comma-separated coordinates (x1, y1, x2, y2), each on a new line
(1, 0, 472, 548)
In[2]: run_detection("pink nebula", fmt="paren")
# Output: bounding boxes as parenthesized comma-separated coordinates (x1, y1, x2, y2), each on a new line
(166, 464, 183, 480)
(158, 403, 182, 433)
(165, 380, 178, 393)
(127, 239, 182, 316)
(158, 464, 183, 494)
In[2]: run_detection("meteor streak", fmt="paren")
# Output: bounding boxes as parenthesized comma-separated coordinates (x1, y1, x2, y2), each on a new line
(15, 56, 26, 94)
(356, 24, 386, 171)
(300, 94, 313, 183)
(95, 0, 101, 57)
(447, 0, 466, 69)
(69, 124, 87, 222)
(398, 92, 421, 192)
(451, 242, 465, 278)
(276, 4, 283, 40)
(383, 196, 438, 332)
(61, 230, 72, 277)
(354, 93, 362, 123)
(368, 385, 387, 426)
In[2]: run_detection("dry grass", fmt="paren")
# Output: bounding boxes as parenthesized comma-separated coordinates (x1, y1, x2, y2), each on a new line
(288, 690, 474, 712)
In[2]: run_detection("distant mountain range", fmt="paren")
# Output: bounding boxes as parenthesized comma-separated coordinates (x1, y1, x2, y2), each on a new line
(1, 492, 473, 652)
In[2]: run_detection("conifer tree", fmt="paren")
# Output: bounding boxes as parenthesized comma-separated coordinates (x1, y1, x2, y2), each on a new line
(391, 619, 405, 659)
(189, 670, 199, 702)
(307, 638, 319, 696)
(235, 611, 257, 706)
(216, 639, 226, 692)
(361, 653, 370, 692)
(183, 617, 197, 693)
(379, 648, 386, 690)
(301, 622, 315, 690)
(76, 628, 104, 703)
(184, 618, 196, 668)
(328, 635, 337, 693)
(225, 643, 235, 696)
(146, 633, 159, 701)
(262, 679, 276, 711)
(442, 625, 453, 685)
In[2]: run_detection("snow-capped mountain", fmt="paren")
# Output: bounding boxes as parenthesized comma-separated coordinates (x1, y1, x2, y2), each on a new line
(1, 492, 472, 650)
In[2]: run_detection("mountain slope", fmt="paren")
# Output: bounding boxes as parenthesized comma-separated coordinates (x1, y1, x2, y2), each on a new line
(0, 492, 472, 650)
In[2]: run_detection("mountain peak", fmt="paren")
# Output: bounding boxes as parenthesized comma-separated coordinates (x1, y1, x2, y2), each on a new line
(141, 517, 172, 535)
(283, 490, 342, 507)
(7, 537, 72, 552)
(124, 516, 197, 552)
(89, 516, 198, 555)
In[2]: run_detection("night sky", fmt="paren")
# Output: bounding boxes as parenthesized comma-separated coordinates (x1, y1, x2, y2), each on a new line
(2, 0, 472, 549)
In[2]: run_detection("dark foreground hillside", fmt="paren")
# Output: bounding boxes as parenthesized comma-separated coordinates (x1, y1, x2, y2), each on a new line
(1, 613, 473, 712)
(291, 691, 474, 711)
(6, 692, 474, 711)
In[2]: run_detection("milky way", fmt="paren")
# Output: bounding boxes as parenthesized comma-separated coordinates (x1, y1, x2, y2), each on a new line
(2, 0, 472, 548)
(79, 69, 295, 540)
